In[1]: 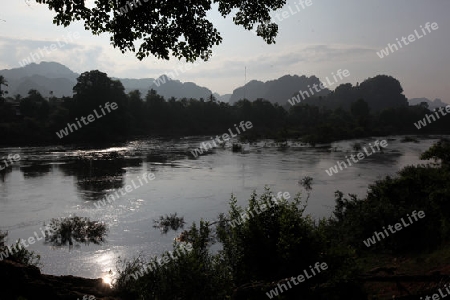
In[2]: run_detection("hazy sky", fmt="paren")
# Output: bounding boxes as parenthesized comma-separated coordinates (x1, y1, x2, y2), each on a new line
(0, 0, 449, 102)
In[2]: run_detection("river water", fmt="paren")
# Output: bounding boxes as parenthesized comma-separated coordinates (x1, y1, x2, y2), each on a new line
(0, 135, 444, 283)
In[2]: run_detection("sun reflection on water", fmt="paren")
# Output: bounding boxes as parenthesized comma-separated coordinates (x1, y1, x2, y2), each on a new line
(95, 249, 116, 287)
(102, 274, 113, 287)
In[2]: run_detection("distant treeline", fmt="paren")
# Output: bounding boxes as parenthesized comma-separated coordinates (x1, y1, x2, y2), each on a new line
(0, 71, 448, 145)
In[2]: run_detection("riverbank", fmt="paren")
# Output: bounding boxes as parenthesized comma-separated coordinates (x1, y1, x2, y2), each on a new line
(0, 259, 121, 300)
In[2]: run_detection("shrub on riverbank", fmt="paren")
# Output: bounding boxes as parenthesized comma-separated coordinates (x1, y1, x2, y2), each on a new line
(0, 230, 41, 267)
(327, 139, 450, 253)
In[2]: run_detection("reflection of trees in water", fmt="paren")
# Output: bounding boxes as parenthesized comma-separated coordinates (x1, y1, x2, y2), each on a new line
(19, 164, 52, 178)
(145, 145, 188, 163)
(0, 166, 13, 182)
(146, 153, 168, 163)
(58, 154, 143, 201)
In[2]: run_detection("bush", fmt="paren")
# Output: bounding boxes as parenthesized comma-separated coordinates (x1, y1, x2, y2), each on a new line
(114, 188, 363, 299)
(44, 216, 108, 248)
(0, 230, 41, 267)
(114, 226, 232, 300)
(329, 139, 450, 253)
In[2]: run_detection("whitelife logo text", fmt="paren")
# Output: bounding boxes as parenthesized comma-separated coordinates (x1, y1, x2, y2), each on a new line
(288, 69, 350, 106)
(266, 262, 328, 298)
(414, 105, 450, 129)
(376, 22, 439, 59)
(55, 102, 118, 139)
(363, 210, 425, 247)
(325, 139, 388, 176)
(190, 121, 253, 158)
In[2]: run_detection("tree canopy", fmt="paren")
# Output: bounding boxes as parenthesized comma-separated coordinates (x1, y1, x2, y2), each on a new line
(35, 0, 286, 61)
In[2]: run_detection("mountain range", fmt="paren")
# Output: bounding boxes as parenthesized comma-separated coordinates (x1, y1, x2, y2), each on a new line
(408, 97, 449, 109)
(0, 61, 446, 108)
(228, 74, 331, 105)
(0, 62, 220, 101)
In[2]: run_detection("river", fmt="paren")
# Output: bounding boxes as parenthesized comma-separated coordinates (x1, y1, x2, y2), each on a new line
(0, 135, 444, 284)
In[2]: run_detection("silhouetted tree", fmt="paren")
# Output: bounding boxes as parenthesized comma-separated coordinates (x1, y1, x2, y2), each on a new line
(72, 70, 128, 138)
(36, 0, 286, 61)
(0, 75, 7, 100)
(20, 90, 46, 118)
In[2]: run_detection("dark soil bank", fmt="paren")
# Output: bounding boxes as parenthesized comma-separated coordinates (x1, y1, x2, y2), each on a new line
(0, 260, 122, 300)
